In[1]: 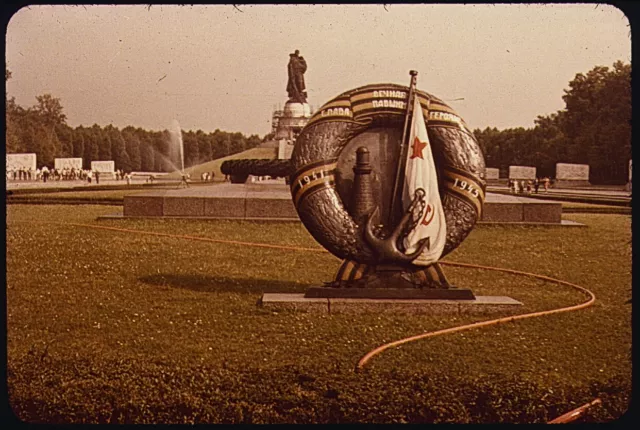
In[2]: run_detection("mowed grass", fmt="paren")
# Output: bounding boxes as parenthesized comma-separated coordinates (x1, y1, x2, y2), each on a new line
(6, 206, 631, 423)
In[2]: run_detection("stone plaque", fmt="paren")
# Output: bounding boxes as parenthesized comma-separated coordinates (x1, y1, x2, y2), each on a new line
(556, 163, 589, 180)
(6, 153, 36, 171)
(485, 167, 500, 180)
(508, 165, 536, 180)
(91, 160, 115, 172)
(55, 157, 83, 170)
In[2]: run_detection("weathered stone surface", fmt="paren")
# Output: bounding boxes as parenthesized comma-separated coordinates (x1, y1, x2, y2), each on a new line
(91, 160, 115, 173)
(304, 286, 475, 299)
(328, 299, 461, 314)
(508, 165, 536, 180)
(6, 153, 37, 171)
(523, 202, 562, 223)
(246, 197, 298, 218)
(556, 163, 589, 180)
(204, 198, 246, 218)
(164, 197, 205, 217)
(259, 293, 328, 313)
(123, 195, 165, 217)
(481, 202, 523, 222)
(121, 185, 565, 225)
(259, 293, 523, 314)
(485, 167, 500, 180)
(54, 158, 83, 170)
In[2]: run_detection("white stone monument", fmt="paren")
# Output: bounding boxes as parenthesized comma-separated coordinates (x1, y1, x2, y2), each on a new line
(485, 167, 500, 180)
(555, 163, 590, 187)
(91, 160, 116, 180)
(6, 153, 37, 171)
(508, 165, 536, 180)
(55, 157, 83, 170)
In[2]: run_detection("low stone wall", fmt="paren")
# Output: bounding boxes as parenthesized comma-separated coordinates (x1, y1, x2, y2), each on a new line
(123, 185, 564, 225)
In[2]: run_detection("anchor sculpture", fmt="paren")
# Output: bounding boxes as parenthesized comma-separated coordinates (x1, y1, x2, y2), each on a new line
(289, 71, 486, 299)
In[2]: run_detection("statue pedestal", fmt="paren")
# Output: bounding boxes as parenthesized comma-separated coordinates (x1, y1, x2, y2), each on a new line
(273, 101, 311, 141)
(259, 293, 523, 315)
(303, 286, 475, 300)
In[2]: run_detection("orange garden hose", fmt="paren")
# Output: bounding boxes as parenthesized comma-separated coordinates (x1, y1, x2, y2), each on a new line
(547, 398, 602, 424)
(356, 260, 596, 369)
(62, 222, 600, 422)
(66, 222, 327, 253)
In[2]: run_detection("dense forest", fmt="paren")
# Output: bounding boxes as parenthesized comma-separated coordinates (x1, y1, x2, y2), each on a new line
(6, 61, 631, 183)
(473, 61, 631, 184)
(5, 69, 263, 172)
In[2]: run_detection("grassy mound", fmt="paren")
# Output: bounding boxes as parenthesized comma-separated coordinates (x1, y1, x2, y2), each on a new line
(6, 206, 631, 423)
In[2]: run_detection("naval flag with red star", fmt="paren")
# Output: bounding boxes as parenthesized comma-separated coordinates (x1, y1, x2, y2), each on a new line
(401, 96, 447, 266)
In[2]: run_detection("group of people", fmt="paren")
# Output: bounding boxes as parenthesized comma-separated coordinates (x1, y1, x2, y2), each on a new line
(6, 166, 134, 185)
(200, 171, 216, 182)
(508, 177, 552, 194)
(7, 166, 92, 183)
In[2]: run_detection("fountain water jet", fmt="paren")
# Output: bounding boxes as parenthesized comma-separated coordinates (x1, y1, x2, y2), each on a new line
(169, 119, 184, 174)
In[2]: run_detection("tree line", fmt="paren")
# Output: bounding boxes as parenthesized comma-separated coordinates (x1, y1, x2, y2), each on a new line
(5, 70, 263, 172)
(6, 61, 630, 182)
(473, 61, 631, 184)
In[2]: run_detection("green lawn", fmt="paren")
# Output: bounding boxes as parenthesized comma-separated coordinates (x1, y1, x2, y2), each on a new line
(6, 206, 631, 423)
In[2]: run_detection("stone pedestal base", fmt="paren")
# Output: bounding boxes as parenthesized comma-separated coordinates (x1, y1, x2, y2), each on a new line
(304, 286, 475, 300)
(259, 293, 523, 314)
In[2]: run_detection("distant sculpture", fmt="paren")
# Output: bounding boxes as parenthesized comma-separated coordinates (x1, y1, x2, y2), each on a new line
(286, 50, 307, 103)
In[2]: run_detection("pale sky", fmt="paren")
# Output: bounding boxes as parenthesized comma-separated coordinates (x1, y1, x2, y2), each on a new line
(5, 4, 631, 136)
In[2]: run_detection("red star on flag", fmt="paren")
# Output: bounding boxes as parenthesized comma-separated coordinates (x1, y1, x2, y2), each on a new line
(410, 136, 427, 159)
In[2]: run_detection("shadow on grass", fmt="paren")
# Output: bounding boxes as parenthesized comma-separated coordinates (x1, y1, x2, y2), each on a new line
(139, 273, 313, 294)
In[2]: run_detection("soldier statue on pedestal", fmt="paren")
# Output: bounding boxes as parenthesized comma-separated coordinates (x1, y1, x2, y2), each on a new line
(286, 50, 307, 103)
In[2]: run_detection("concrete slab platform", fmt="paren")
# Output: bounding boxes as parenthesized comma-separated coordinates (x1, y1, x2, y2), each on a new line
(259, 293, 522, 314)
(304, 286, 475, 299)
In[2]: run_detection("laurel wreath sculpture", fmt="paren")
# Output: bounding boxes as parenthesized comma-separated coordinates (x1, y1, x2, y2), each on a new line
(220, 159, 294, 179)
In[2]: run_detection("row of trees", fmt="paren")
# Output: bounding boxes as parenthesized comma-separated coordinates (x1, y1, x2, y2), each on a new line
(473, 61, 631, 184)
(6, 61, 631, 182)
(5, 71, 263, 172)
